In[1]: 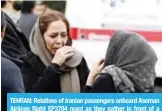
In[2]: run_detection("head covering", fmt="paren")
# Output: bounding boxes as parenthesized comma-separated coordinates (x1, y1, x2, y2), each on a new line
(102, 31, 157, 92)
(29, 17, 83, 92)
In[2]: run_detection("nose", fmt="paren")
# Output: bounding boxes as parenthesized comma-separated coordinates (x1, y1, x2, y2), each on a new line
(55, 36, 62, 45)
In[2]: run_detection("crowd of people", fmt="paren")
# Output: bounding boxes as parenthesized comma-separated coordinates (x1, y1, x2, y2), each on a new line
(1, 0, 158, 111)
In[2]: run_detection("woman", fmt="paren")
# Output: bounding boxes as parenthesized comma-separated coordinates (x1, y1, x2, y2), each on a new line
(83, 31, 157, 93)
(21, 10, 89, 92)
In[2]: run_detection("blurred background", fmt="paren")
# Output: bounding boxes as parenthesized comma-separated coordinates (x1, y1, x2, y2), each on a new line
(1, 0, 162, 91)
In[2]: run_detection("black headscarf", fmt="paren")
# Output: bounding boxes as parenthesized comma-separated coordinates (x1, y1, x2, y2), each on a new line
(102, 31, 157, 92)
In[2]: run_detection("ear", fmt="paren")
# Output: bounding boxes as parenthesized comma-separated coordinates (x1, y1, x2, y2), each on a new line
(1, 32, 5, 39)
(1, 27, 6, 39)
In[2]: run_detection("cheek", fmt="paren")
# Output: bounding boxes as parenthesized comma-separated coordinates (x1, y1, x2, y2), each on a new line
(64, 37, 68, 45)
(44, 35, 55, 49)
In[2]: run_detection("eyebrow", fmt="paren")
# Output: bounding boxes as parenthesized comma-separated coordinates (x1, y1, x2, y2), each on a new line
(49, 31, 67, 34)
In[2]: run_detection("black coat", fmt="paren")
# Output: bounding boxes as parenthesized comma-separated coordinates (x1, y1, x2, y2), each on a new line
(1, 12, 30, 60)
(20, 52, 89, 92)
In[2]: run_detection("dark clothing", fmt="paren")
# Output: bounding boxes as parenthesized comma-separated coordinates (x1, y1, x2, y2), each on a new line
(20, 52, 89, 92)
(1, 51, 25, 111)
(1, 51, 23, 68)
(82, 74, 117, 93)
(19, 14, 38, 38)
(1, 52, 25, 92)
(1, 12, 30, 60)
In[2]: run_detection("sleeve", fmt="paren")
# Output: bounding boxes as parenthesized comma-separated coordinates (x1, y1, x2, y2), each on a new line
(82, 74, 117, 93)
(31, 63, 63, 92)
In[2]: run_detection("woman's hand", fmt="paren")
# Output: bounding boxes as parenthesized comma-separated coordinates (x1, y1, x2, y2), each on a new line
(86, 58, 105, 86)
(52, 46, 75, 66)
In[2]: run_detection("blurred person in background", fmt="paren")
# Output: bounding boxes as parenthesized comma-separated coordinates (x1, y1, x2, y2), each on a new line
(19, 1, 38, 38)
(1, 11, 25, 111)
(1, 1, 30, 62)
(33, 1, 47, 16)
(82, 31, 157, 93)
(1, 0, 22, 24)
(20, 10, 89, 93)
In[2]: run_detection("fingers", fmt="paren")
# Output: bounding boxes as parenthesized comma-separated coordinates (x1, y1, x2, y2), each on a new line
(96, 58, 105, 72)
(64, 51, 75, 58)
(52, 46, 75, 65)
(97, 58, 105, 65)
(64, 50, 75, 55)
(61, 46, 75, 54)
(99, 62, 105, 70)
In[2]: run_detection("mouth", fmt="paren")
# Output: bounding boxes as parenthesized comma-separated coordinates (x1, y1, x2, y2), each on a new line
(53, 47, 61, 50)
(53, 48, 59, 51)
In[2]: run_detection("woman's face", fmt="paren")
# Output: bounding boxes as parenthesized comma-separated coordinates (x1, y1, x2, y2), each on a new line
(43, 20, 68, 55)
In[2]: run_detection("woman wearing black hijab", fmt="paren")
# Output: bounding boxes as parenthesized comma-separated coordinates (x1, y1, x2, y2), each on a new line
(83, 31, 157, 93)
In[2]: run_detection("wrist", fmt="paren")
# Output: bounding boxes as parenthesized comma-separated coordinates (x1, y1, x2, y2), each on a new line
(86, 73, 96, 86)
(52, 60, 62, 66)
(89, 71, 97, 78)
(86, 77, 94, 86)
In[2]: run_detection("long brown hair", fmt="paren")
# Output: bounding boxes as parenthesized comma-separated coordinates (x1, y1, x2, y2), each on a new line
(39, 10, 72, 46)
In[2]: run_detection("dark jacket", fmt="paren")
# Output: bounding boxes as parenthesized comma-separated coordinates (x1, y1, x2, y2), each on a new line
(19, 14, 38, 38)
(82, 74, 117, 93)
(20, 52, 89, 92)
(1, 12, 30, 60)
(1, 51, 25, 111)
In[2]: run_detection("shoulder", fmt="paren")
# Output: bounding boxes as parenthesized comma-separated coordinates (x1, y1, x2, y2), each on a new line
(1, 57, 21, 85)
(93, 74, 115, 87)
(21, 52, 40, 63)
(1, 56, 19, 71)
(96, 73, 113, 82)
(94, 73, 115, 88)
(90, 73, 117, 92)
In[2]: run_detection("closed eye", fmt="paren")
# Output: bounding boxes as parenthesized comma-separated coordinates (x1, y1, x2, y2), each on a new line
(61, 32, 67, 38)
(49, 33, 58, 38)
